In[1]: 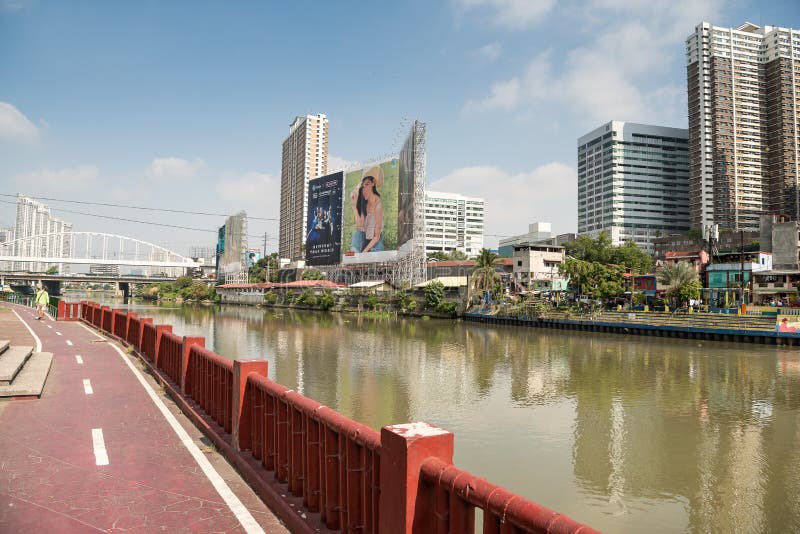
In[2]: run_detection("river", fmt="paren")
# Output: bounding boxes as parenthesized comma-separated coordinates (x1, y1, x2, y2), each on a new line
(76, 294, 800, 533)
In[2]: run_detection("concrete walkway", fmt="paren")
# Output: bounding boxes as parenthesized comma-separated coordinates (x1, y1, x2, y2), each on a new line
(0, 303, 288, 533)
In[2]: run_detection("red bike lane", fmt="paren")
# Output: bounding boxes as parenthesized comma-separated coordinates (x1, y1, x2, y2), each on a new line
(0, 304, 288, 533)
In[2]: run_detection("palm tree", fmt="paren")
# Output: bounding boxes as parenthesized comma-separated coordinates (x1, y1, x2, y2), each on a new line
(656, 261, 700, 307)
(469, 248, 500, 304)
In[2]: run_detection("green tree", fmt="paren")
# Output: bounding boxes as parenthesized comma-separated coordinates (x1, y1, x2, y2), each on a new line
(182, 281, 210, 300)
(424, 280, 446, 310)
(559, 258, 625, 300)
(449, 249, 468, 260)
(609, 241, 654, 274)
(365, 293, 380, 310)
(46, 266, 58, 274)
(656, 261, 701, 307)
(301, 269, 324, 280)
(565, 232, 612, 264)
(318, 289, 335, 310)
(470, 248, 502, 302)
(175, 276, 193, 290)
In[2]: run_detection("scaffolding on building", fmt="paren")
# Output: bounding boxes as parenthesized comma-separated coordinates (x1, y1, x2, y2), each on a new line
(308, 120, 427, 287)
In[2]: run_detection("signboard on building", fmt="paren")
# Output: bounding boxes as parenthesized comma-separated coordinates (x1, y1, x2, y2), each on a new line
(305, 171, 343, 266)
(342, 158, 400, 264)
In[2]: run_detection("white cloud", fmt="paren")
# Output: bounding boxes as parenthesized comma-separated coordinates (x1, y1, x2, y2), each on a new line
(146, 157, 206, 180)
(0, 0, 27, 13)
(328, 155, 358, 173)
(430, 161, 576, 247)
(467, 0, 724, 125)
(215, 171, 280, 237)
(473, 42, 502, 61)
(12, 165, 100, 191)
(453, 0, 556, 29)
(467, 51, 551, 111)
(0, 102, 40, 143)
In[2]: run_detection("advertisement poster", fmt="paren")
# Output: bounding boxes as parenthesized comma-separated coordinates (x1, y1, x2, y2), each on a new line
(305, 172, 343, 265)
(777, 315, 800, 333)
(342, 159, 399, 264)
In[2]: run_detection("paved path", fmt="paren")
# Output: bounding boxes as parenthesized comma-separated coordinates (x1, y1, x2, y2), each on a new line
(0, 303, 288, 533)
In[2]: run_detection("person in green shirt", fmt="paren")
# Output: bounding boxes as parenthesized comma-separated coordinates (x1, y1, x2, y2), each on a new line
(35, 284, 49, 320)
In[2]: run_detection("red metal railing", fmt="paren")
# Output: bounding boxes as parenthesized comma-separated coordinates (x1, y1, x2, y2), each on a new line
(113, 309, 127, 339)
(126, 316, 150, 351)
(157, 331, 184, 386)
(185, 345, 233, 432)
(243, 374, 381, 531)
(71, 300, 598, 534)
(140, 322, 158, 362)
(419, 457, 599, 534)
(92, 304, 104, 329)
(56, 301, 81, 321)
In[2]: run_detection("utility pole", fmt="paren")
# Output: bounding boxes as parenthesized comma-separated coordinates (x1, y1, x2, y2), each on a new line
(264, 232, 269, 283)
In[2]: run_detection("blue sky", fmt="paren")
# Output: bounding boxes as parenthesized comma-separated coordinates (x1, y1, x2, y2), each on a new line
(1, 0, 798, 254)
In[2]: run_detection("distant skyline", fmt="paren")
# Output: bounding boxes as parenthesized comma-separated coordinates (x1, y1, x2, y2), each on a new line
(1, 0, 798, 254)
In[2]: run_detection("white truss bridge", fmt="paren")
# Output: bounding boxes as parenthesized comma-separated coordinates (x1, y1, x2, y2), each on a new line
(0, 232, 199, 269)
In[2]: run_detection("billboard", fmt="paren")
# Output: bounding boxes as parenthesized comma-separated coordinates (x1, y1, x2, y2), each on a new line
(342, 159, 399, 264)
(245, 249, 262, 268)
(397, 127, 415, 252)
(305, 171, 343, 265)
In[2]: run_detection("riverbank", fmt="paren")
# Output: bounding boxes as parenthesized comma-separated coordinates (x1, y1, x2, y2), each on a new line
(465, 308, 800, 345)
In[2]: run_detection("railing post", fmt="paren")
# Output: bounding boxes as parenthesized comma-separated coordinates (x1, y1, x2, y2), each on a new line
(232, 359, 268, 452)
(136, 317, 153, 351)
(57, 301, 66, 320)
(181, 336, 205, 393)
(125, 311, 137, 341)
(153, 325, 172, 367)
(379, 422, 454, 534)
(111, 309, 123, 337)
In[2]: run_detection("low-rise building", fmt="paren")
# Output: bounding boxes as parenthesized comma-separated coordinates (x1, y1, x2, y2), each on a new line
(498, 222, 574, 257)
(511, 244, 566, 292)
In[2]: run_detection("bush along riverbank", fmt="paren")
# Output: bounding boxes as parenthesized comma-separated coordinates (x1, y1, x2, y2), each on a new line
(243, 281, 459, 319)
(134, 276, 218, 304)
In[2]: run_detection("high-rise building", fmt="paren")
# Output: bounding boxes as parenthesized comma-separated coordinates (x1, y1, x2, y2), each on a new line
(686, 22, 800, 231)
(278, 114, 328, 261)
(12, 194, 72, 271)
(424, 191, 484, 257)
(577, 121, 690, 253)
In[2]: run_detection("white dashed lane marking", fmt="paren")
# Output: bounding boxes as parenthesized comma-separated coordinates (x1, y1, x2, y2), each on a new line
(92, 428, 109, 466)
(83, 379, 93, 395)
(56, 332, 62, 336)
(75, 355, 84, 364)
(66, 340, 73, 346)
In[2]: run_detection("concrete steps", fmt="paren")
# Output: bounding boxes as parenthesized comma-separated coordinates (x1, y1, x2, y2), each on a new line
(0, 340, 53, 398)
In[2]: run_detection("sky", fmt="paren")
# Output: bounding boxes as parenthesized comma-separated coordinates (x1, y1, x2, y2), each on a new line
(1, 0, 799, 255)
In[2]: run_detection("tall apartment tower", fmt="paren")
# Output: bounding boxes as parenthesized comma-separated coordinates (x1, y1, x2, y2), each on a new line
(577, 121, 690, 253)
(687, 22, 800, 232)
(278, 114, 328, 261)
(13, 194, 72, 271)
(423, 191, 485, 257)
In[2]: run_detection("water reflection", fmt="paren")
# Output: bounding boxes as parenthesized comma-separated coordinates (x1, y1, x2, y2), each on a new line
(82, 294, 800, 533)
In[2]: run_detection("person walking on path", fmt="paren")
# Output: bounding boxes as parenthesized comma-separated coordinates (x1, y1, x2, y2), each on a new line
(34, 284, 49, 320)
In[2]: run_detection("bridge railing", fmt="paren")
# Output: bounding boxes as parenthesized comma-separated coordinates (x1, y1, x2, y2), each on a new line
(74, 301, 598, 534)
